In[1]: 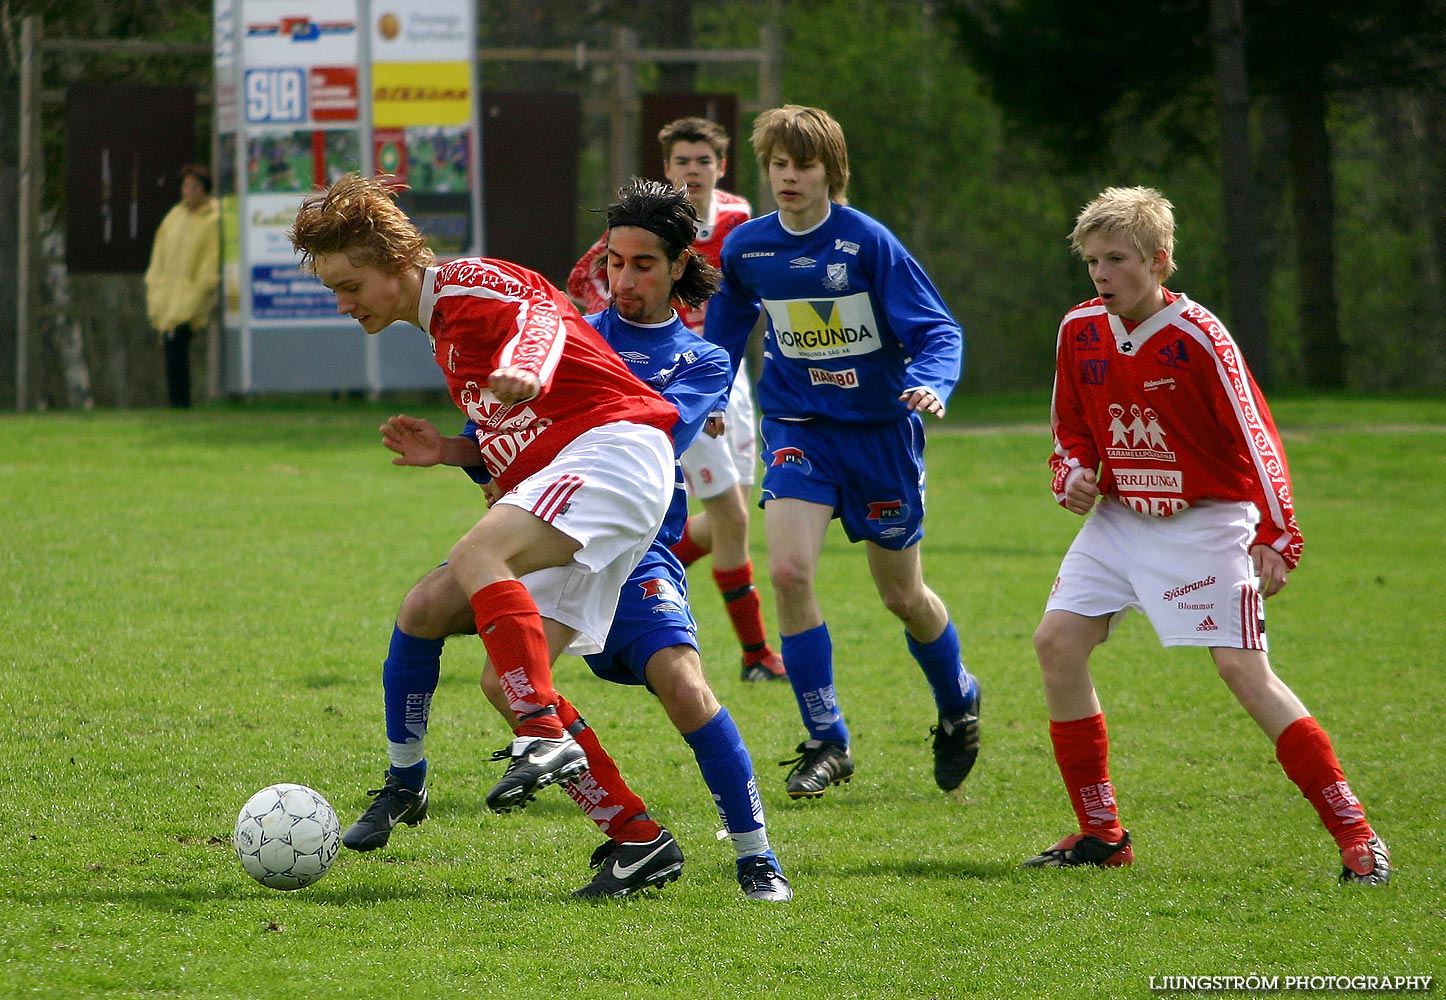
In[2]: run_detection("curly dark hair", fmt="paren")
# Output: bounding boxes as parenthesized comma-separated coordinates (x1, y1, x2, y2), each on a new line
(603, 177, 720, 308)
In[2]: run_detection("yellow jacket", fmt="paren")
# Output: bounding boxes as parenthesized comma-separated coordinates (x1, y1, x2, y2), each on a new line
(144, 197, 220, 333)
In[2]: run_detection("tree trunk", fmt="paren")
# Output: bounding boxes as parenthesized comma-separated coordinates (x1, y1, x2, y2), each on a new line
(1285, 69, 1346, 389)
(1208, 0, 1271, 382)
(1415, 90, 1446, 386)
(0, 75, 16, 409)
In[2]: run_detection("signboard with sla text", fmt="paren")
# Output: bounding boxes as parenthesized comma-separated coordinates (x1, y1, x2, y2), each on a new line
(214, 0, 479, 393)
(240, 0, 361, 324)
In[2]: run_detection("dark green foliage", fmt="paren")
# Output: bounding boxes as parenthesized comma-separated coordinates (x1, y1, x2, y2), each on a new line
(7, 0, 1446, 394)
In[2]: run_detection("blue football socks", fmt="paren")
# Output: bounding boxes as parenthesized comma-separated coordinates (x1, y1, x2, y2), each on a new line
(684, 707, 769, 857)
(906, 619, 977, 718)
(382, 625, 444, 791)
(781, 622, 849, 746)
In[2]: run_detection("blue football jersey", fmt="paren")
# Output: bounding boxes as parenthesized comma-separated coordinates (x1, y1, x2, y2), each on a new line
(587, 307, 731, 546)
(586, 308, 732, 457)
(705, 204, 963, 424)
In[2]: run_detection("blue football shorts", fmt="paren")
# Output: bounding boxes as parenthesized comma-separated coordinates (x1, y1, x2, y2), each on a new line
(757, 414, 928, 550)
(583, 545, 698, 686)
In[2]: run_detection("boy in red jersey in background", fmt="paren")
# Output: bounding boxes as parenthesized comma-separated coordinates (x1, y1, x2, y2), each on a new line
(288, 174, 680, 873)
(568, 116, 786, 683)
(1026, 186, 1389, 885)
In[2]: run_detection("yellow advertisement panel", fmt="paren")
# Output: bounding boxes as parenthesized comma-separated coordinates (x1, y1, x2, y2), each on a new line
(372, 61, 471, 127)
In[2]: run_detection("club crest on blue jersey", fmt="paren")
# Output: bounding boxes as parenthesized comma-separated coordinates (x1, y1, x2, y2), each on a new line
(824, 263, 849, 291)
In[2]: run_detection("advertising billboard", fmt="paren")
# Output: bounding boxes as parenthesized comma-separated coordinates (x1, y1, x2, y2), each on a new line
(215, 0, 479, 392)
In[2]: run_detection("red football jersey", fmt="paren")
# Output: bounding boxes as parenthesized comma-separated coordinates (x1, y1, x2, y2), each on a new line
(419, 258, 678, 492)
(564, 188, 752, 333)
(1049, 291, 1303, 567)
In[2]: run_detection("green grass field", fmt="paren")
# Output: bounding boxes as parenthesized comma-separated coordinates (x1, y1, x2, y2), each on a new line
(3, 396, 1442, 999)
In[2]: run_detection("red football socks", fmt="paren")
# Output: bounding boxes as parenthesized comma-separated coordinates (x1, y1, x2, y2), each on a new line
(714, 562, 774, 663)
(1275, 716, 1372, 851)
(470, 580, 563, 738)
(554, 696, 657, 843)
(1049, 713, 1126, 843)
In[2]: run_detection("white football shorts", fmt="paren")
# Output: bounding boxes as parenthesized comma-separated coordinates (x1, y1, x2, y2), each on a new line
(499, 421, 673, 656)
(1045, 497, 1269, 650)
(680, 366, 757, 500)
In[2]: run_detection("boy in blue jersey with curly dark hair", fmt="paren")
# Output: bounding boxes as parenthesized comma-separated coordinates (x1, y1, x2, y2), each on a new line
(484, 176, 792, 900)
(704, 105, 983, 799)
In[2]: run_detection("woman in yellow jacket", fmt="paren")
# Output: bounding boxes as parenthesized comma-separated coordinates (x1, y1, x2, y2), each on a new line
(144, 164, 219, 408)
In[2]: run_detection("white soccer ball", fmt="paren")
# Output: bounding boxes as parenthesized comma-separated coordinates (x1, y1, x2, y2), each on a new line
(233, 783, 341, 890)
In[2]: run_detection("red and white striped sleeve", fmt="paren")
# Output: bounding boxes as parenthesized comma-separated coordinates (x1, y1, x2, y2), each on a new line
(1195, 309, 1304, 567)
(564, 234, 610, 314)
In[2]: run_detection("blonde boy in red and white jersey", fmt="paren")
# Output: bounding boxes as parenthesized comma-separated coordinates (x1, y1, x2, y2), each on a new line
(1026, 186, 1389, 885)
(568, 116, 785, 683)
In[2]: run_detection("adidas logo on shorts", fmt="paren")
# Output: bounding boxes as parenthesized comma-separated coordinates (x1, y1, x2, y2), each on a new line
(1195, 616, 1219, 632)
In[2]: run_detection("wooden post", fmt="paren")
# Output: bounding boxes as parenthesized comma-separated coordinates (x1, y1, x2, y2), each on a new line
(609, 27, 640, 193)
(756, 21, 783, 211)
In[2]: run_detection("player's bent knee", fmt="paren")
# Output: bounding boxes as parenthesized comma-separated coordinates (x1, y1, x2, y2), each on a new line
(397, 581, 473, 639)
(876, 587, 919, 622)
(657, 683, 716, 722)
(646, 652, 719, 728)
(705, 494, 750, 533)
(1032, 619, 1058, 658)
(647, 656, 707, 699)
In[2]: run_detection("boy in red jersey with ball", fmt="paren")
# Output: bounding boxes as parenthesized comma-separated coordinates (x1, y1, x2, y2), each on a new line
(288, 174, 679, 862)
(1027, 186, 1389, 885)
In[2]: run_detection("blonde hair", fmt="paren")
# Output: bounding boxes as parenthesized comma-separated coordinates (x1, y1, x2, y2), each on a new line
(1069, 186, 1177, 279)
(288, 173, 436, 274)
(751, 105, 850, 204)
